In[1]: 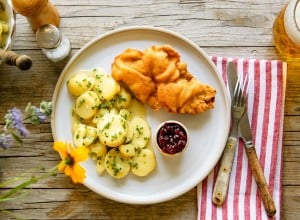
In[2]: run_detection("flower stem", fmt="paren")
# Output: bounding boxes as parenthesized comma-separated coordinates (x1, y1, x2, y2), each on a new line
(0, 208, 27, 220)
(0, 178, 37, 200)
(0, 176, 27, 188)
(0, 165, 58, 201)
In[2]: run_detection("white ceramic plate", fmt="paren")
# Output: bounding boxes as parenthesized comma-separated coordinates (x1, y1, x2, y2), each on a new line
(51, 26, 230, 204)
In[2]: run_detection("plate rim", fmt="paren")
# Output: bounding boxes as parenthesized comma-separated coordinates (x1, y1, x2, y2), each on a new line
(51, 25, 231, 204)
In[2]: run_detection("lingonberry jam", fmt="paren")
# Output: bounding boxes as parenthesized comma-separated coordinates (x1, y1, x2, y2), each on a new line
(156, 121, 188, 155)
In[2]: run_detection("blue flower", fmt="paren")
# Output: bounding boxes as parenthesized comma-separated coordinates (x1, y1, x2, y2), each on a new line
(25, 101, 52, 125)
(0, 133, 13, 149)
(26, 105, 46, 124)
(1, 101, 52, 148)
(4, 108, 29, 137)
(40, 101, 52, 117)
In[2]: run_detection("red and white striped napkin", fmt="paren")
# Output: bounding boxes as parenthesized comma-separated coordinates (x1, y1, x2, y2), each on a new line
(197, 57, 287, 220)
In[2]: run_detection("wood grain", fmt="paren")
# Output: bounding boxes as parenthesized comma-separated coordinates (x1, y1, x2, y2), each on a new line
(1, 0, 299, 219)
(212, 137, 238, 206)
(245, 147, 276, 217)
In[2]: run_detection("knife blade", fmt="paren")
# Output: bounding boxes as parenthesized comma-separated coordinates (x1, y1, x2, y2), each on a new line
(212, 61, 239, 206)
(227, 61, 238, 99)
(239, 104, 277, 217)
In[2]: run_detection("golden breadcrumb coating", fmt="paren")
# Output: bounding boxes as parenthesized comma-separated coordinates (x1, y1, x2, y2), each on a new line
(111, 45, 216, 114)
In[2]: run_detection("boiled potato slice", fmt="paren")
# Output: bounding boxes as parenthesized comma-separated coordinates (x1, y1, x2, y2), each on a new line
(130, 117, 151, 149)
(98, 99, 116, 109)
(71, 108, 82, 133)
(128, 99, 146, 118)
(90, 142, 107, 175)
(104, 148, 130, 178)
(86, 67, 106, 79)
(71, 108, 96, 133)
(119, 108, 131, 121)
(124, 121, 133, 143)
(97, 113, 128, 147)
(119, 143, 136, 158)
(73, 124, 98, 147)
(131, 148, 156, 176)
(115, 87, 132, 109)
(92, 108, 119, 124)
(124, 119, 133, 144)
(75, 91, 100, 120)
(0, 21, 9, 33)
(93, 74, 120, 101)
(67, 72, 95, 96)
(119, 109, 133, 143)
(92, 108, 110, 125)
(89, 141, 107, 161)
(96, 157, 106, 175)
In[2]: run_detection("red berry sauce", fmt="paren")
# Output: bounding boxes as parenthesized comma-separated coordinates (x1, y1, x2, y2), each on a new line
(156, 121, 188, 155)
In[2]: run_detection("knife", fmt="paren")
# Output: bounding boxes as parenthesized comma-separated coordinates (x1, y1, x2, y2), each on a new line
(212, 61, 239, 205)
(239, 103, 277, 217)
(227, 62, 238, 97)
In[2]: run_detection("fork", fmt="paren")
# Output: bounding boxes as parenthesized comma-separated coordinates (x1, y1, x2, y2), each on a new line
(212, 80, 246, 205)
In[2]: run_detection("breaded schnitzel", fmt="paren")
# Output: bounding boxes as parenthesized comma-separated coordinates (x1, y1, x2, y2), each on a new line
(111, 45, 216, 114)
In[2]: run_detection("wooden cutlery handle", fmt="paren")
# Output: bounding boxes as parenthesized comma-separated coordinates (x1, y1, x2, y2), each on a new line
(1, 51, 32, 70)
(245, 146, 276, 217)
(212, 137, 238, 206)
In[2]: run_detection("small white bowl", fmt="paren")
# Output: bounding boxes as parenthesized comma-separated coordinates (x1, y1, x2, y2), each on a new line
(155, 120, 189, 156)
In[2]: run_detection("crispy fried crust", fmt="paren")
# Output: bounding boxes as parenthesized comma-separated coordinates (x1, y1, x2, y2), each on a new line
(111, 45, 216, 114)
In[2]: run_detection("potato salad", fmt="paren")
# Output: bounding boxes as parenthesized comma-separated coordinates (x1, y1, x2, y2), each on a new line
(67, 68, 156, 178)
(0, 20, 8, 48)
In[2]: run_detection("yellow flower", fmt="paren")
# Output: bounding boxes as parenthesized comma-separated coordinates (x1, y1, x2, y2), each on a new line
(53, 141, 89, 183)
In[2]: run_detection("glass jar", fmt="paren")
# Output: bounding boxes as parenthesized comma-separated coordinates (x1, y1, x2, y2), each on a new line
(36, 24, 71, 62)
(273, 0, 300, 61)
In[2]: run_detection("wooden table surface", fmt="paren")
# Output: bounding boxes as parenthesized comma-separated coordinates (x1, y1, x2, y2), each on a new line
(0, 0, 299, 219)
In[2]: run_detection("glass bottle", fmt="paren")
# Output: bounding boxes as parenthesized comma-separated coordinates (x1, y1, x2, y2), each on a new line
(12, 0, 60, 32)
